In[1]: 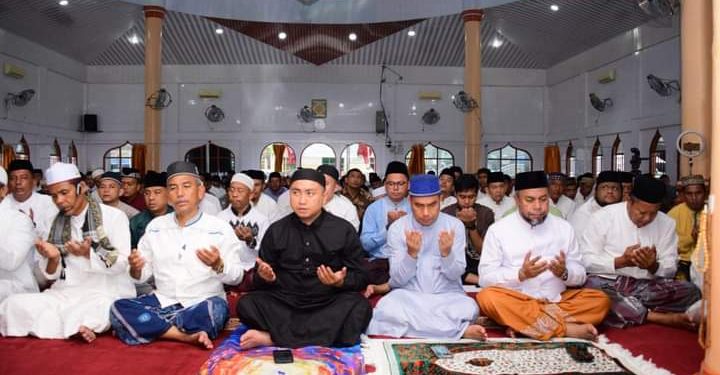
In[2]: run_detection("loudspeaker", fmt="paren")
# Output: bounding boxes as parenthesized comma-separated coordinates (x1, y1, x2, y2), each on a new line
(375, 111, 386, 134)
(80, 114, 100, 132)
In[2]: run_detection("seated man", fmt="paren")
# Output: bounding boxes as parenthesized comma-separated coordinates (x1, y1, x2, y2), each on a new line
(0, 162, 135, 342)
(367, 174, 485, 340)
(476, 172, 515, 221)
(236, 169, 371, 349)
(244, 170, 277, 220)
(98, 172, 140, 219)
(581, 174, 701, 329)
(129, 171, 173, 249)
(441, 174, 494, 285)
(548, 172, 576, 219)
(1, 160, 58, 239)
(438, 168, 457, 209)
(667, 175, 706, 281)
(121, 168, 146, 212)
(0, 202, 39, 301)
(477, 171, 610, 341)
(568, 171, 623, 237)
(217, 172, 269, 259)
(111, 161, 253, 349)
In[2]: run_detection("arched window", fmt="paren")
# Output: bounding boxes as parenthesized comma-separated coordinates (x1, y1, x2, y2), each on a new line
(486, 143, 532, 177)
(404, 143, 455, 174)
(565, 141, 576, 177)
(67, 141, 78, 165)
(649, 130, 666, 178)
(185, 142, 235, 176)
(340, 143, 375, 176)
(0, 137, 14, 169)
(103, 142, 133, 172)
(611, 135, 624, 172)
(260, 142, 297, 175)
(591, 138, 603, 176)
(301, 143, 336, 170)
(15, 135, 30, 161)
(50, 138, 62, 166)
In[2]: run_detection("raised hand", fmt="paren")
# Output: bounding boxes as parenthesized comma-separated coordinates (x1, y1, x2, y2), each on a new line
(518, 251, 548, 282)
(438, 230, 455, 257)
(405, 230, 422, 258)
(632, 246, 658, 270)
(456, 208, 477, 226)
(35, 239, 60, 260)
(549, 251, 566, 279)
(387, 210, 407, 226)
(65, 237, 92, 258)
(234, 225, 254, 244)
(317, 265, 347, 287)
(615, 244, 640, 269)
(196, 246, 222, 269)
(256, 258, 276, 283)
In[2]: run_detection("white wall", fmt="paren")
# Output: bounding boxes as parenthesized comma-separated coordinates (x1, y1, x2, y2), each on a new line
(546, 19, 681, 180)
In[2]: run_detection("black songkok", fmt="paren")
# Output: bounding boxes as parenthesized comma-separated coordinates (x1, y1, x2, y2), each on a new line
(596, 171, 622, 184)
(316, 164, 339, 182)
(631, 174, 665, 204)
(385, 161, 409, 178)
(619, 172, 634, 184)
(514, 171, 548, 191)
(290, 168, 326, 188)
(487, 172, 505, 184)
(244, 170, 266, 182)
(8, 160, 33, 174)
(143, 171, 167, 188)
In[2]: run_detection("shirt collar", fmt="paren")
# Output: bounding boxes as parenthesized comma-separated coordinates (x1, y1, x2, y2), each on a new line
(174, 209, 203, 227)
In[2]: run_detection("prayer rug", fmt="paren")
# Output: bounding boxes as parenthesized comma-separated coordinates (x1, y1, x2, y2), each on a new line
(365, 337, 671, 375)
(199, 325, 364, 375)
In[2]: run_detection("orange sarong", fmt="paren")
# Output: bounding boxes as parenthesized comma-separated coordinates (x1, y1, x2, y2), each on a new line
(476, 286, 610, 340)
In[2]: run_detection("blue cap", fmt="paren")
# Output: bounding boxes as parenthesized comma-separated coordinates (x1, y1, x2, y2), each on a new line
(409, 174, 441, 197)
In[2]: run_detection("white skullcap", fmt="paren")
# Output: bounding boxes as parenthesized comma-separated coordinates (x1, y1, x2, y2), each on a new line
(0, 166, 6, 186)
(46, 162, 81, 186)
(230, 173, 254, 191)
(372, 186, 386, 198)
(90, 168, 104, 179)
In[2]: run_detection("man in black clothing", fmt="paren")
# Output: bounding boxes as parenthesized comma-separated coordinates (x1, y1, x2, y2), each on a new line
(236, 168, 371, 349)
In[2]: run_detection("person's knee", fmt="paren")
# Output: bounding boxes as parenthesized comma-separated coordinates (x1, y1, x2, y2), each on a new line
(475, 287, 501, 313)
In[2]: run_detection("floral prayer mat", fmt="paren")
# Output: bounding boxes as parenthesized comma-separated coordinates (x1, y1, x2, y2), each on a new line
(383, 339, 642, 375)
(199, 325, 364, 375)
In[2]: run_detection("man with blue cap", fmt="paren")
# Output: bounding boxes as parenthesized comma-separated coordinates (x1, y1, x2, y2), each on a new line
(367, 174, 486, 340)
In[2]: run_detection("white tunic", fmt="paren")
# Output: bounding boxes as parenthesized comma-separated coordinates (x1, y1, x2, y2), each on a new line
(555, 195, 576, 219)
(574, 192, 592, 207)
(568, 197, 603, 237)
(272, 191, 360, 231)
(135, 211, 254, 308)
(440, 196, 457, 210)
(0, 203, 135, 338)
(580, 202, 678, 280)
(479, 211, 586, 303)
(216, 205, 269, 258)
(476, 195, 516, 221)
(252, 193, 277, 221)
(0, 207, 39, 302)
(367, 213, 479, 339)
(199, 194, 222, 216)
(0, 192, 58, 239)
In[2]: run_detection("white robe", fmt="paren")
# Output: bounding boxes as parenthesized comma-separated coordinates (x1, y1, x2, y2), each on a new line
(216, 205, 270, 258)
(0, 204, 135, 338)
(440, 195, 457, 210)
(0, 192, 58, 239)
(199, 194, 222, 216)
(0, 207, 39, 302)
(568, 197, 603, 237)
(580, 202, 678, 280)
(367, 213, 479, 339)
(479, 211, 586, 303)
(554, 194, 576, 219)
(476, 195, 516, 221)
(252, 193, 277, 220)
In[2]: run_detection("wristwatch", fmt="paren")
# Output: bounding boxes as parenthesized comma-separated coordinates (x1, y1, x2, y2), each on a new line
(213, 260, 225, 274)
(560, 269, 569, 281)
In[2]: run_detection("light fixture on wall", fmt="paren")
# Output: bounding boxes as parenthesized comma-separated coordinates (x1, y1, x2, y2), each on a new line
(452, 90, 478, 113)
(647, 74, 680, 97)
(204, 105, 225, 123)
(421, 108, 440, 125)
(146, 88, 172, 110)
(589, 93, 613, 112)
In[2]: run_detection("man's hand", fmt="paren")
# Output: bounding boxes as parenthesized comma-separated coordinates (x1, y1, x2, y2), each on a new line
(128, 249, 145, 279)
(518, 251, 548, 282)
(317, 265, 347, 287)
(256, 258, 276, 282)
(405, 230, 422, 259)
(35, 239, 60, 260)
(632, 246, 658, 271)
(456, 208, 477, 227)
(615, 244, 640, 269)
(549, 251, 566, 279)
(234, 225, 254, 244)
(439, 230, 455, 257)
(65, 237, 92, 258)
(196, 246, 222, 270)
(387, 210, 407, 226)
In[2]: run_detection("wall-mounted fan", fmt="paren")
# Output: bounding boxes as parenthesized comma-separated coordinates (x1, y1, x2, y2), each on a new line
(297, 105, 314, 122)
(421, 108, 440, 125)
(452, 91, 478, 113)
(204, 105, 225, 123)
(638, 0, 679, 27)
(146, 88, 172, 110)
(5, 89, 35, 108)
(647, 74, 680, 97)
(589, 93, 613, 112)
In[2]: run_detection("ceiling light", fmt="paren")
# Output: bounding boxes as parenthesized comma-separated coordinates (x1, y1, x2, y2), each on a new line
(128, 34, 140, 44)
(491, 38, 503, 48)
(407, 30, 416, 37)
(278, 32, 287, 40)
(634, 51, 640, 56)
(550, 4, 559, 12)
(348, 33, 357, 41)
(215, 28, 224, 35)
(339, 102, 345, 108)
(58, 0, 69, 5)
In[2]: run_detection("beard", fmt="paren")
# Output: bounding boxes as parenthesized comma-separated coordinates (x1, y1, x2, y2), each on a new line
(520, 211, 547, 227)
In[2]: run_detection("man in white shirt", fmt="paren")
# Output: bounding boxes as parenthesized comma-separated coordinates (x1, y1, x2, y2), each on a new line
(439, 168, 457, 209)
(98, 172, 140, 219)
(244, 170, 277, 219)
(548, 172, 576, 219)
(0, 160, 58, 239)
(317, 165, 360, 231)
(111, 161, 253, 349)
(568, 171, 623, 237)
(0, 162, 135, 342)
(476, 172, 515, 221)
(217, 172, 269, 259)
(0, 166, 8, 202)
(0, 204, 39, 301)
(581, 174, 701, 330)
(574, 173, 594, 206)
(477, 171, 610, 341)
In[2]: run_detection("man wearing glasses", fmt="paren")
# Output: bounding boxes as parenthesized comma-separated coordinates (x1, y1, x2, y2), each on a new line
(568, 171, 623, 237)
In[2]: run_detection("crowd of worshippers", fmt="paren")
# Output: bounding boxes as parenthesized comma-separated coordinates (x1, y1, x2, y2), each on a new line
(0, 157, 706, 349)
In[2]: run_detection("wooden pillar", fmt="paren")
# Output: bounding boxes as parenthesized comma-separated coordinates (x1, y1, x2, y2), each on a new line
(705, 2, 720, 373)
(143, 6, 165, 171)
(681, 0, 712, 177)
(462, 9, 484, 173)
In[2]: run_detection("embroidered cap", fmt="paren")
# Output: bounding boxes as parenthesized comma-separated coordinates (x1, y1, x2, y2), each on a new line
(680, 175, 705, 188)
(409, 174, 441, 197)
(548, 172, 566, 181)
(230, 172, 254, 191)
(46, 162, 81, 186)
(166, 161, 200, 182)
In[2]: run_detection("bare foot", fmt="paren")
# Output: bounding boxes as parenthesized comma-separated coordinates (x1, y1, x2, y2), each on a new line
(505, 327, 517, 338)
(76, 325, 96, 343)
(363, 283, 390, 298)
(186, 331, 214, 350)
(565, 323, 598, 341)
(240, 329, 273, 349)
(462, 324, 487, 341)
(647, 311, 698, 331)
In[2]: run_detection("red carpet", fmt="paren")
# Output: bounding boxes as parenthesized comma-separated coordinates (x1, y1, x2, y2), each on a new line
(0, 324, 702, 375)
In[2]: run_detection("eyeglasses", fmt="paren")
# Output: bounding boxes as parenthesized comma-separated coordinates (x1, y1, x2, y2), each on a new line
(385, 181, 407, 188)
